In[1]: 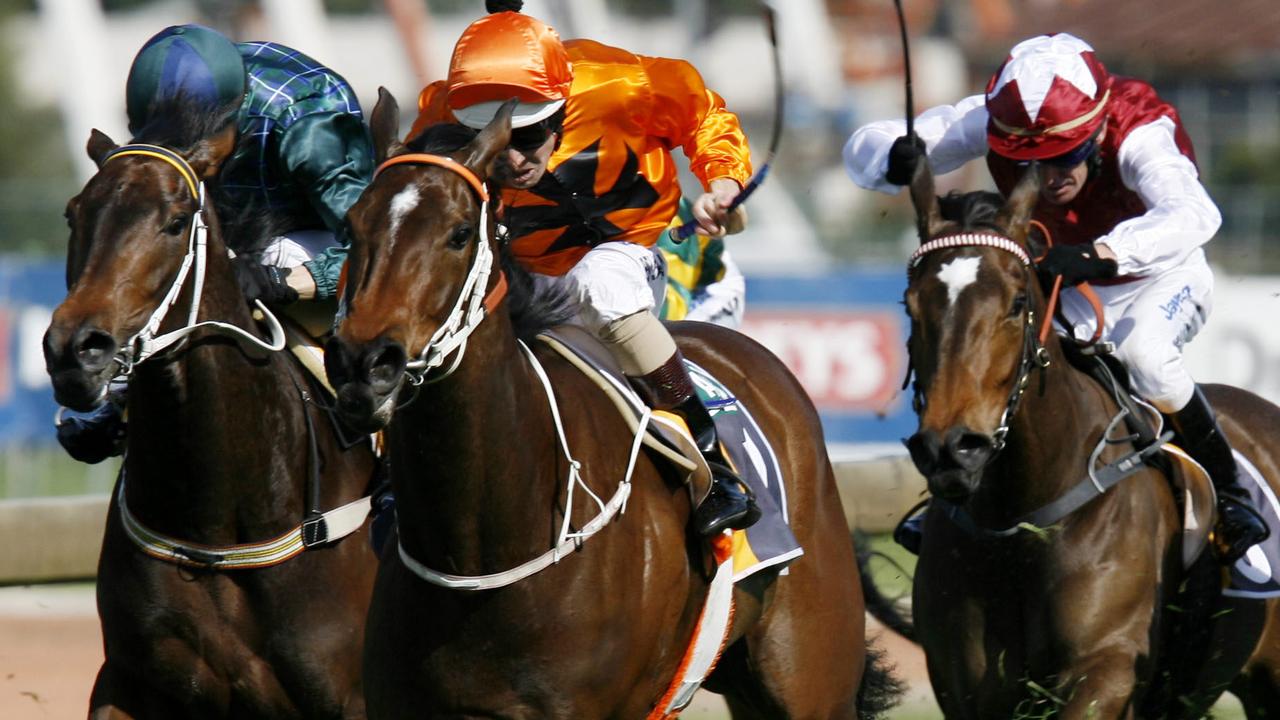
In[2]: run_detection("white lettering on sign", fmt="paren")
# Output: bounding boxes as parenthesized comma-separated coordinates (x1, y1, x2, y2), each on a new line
(742, 310, 906, 413)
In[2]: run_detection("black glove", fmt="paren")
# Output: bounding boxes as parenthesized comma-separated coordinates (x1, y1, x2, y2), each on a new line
(1037, 244, 1119, 286)
(232, 257, 299, 305)
(885, 133, 927, 186)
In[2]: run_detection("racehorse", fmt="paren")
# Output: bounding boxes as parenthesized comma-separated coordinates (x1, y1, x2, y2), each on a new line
(43, 99, 379, 718)
(899, 158, 1280, 717)
(323, 88, 898, 719)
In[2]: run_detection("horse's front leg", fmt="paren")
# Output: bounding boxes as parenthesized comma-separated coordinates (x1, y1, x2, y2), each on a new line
(1056, 653, 1139, 720)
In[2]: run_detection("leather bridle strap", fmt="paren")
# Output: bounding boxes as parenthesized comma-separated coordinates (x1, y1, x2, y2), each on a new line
(374, 153, 489, 201)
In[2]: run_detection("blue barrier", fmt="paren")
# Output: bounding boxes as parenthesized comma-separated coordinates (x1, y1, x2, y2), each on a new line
(1, 260, 913, 446)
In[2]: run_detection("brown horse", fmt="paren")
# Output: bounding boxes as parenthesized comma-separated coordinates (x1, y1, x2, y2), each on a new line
(900, 159, 1280, 718)
(43, 101, 379, 719)
(322, 89, 897, 719)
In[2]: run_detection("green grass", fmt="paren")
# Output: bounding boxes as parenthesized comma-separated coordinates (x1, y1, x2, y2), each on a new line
(0, 446, 117, 500)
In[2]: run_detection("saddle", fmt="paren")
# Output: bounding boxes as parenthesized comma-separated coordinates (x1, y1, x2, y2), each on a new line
(537, 326, 712, 505)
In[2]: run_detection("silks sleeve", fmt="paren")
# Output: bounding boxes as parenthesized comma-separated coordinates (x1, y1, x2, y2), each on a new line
(640, 56, 752, 190)
(278, 112, 375, 299)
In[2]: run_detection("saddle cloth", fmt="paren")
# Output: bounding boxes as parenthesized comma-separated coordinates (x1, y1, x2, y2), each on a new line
(538, 327, 804, 582)
(1132, 398, 1280, 597)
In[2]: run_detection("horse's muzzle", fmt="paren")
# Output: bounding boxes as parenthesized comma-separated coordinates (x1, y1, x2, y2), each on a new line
(905, 426, 996, 501)
(324, 335, 407, 433)
(43, 323, 118, 411)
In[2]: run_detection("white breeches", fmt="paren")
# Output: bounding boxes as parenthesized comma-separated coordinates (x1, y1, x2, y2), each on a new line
(531, 241, 668, 334)
(1057, 249, 1213, 413)
(256, 229, 338, 268)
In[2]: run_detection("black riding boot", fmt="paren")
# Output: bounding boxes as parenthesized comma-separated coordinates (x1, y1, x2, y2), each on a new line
(1168, 386, 1270, 564)
(56, 384, 127, 464)
(631, 352, 761, 536)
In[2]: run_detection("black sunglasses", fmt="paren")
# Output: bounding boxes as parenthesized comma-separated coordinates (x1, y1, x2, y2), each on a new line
(509, 124, 554, 153)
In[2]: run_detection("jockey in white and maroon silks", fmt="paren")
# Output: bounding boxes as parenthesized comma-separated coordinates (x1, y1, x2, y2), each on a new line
(844, 32, 1268, 564)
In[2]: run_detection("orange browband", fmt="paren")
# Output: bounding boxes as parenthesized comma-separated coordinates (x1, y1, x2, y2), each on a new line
(374, 153, 489, 201)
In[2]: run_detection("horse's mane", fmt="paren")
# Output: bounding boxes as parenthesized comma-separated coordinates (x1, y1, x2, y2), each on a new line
(408, 122, 576, 341)
(937, 190, 1005, 232)
(129, 93, 289, 254)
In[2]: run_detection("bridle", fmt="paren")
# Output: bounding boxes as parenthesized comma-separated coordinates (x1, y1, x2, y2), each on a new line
(907, 232, 1050, 452)
(369, 153, 508, 385)
(97, 144, 286, 378)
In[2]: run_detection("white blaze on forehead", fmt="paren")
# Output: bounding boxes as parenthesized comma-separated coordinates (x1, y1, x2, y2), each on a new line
(387, 185, 421, 241)
(937, 256, 982, 306)
(990, 34, 1097, 122)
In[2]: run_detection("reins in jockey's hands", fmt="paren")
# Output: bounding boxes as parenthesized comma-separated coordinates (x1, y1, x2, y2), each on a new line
(1037, 244, 1118, 286)
(232, 256, 299, 306)
(886, 133, 926, 186)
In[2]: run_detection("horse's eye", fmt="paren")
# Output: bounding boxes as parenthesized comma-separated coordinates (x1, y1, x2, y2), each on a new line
(1010, 293, 1027, 317)
(163, 215, 189, 237)
(449, 224, 473, 249)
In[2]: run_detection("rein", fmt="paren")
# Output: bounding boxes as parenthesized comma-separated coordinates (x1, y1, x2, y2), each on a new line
(372, 153, 508, 384)
(100, 144, 286, 378)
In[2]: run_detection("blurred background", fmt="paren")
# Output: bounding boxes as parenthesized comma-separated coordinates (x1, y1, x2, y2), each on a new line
(1, 0, 1279, 717)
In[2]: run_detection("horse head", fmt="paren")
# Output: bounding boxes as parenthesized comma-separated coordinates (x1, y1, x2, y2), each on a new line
(325, 89, 515, 433)
(44, 111, 237, 411)
(902, 159, 1044, 501)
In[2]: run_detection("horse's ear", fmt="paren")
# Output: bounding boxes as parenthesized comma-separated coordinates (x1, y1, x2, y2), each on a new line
(87, 130, 117, 168)
(188, 123, 238, 180)
(908, 156, 944, 242)
(996, 163, 1040, 245)
(460, 99, 515, 179)
(371, 87, 405, 164)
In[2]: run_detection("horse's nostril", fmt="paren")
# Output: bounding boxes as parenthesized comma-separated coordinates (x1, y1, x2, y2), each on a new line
(365, 343, 407, 395)
(948, 430, 995, 471)
(74, 328, 117, 373)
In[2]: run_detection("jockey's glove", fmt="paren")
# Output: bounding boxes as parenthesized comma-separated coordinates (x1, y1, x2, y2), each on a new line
(1037, 244, 1119, 286)
(885, 133, 927, 186)
(232, 257, 300, 306)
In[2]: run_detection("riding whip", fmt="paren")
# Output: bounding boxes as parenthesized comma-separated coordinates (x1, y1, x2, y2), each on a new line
(669, 0, 784, 242)
(893, 0, 915, 137)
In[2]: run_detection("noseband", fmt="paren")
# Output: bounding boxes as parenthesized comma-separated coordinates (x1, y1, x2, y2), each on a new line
(370, 153, 508, 384)
(908, 232, 1050, 452)
(99, 144, 285, 377)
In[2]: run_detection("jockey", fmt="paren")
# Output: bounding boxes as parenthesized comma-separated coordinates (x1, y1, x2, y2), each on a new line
(57, 24, 374, 464)
(657, 198, 747, 328)
(409, 1, 760, 536)
(845, 32, 1269, 563)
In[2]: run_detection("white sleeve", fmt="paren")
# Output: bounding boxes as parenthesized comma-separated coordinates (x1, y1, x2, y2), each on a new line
(1101, 117, 1222, 275)
(842, 94, 991, 194)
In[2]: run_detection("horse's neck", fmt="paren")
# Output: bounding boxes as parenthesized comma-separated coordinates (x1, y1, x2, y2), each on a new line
(976, 339, 1122, 522)
(123, 251, 303, 541)
(391, 320, 560, 572)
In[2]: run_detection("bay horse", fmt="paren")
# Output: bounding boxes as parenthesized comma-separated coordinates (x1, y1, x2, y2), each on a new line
(900, 159, 1280, 717)
(323, 89, 898, 719)
(43, 99, 379, 718)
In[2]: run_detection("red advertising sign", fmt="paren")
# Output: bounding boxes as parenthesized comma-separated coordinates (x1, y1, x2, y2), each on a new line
(742, 309, 907, 414)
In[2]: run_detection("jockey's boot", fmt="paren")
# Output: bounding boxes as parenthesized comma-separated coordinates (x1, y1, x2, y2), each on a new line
(1168, 386, 1270, 564)
(56, 384, 127, 464)
(630, 351, 761, 536)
